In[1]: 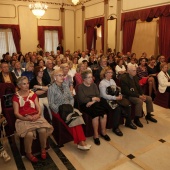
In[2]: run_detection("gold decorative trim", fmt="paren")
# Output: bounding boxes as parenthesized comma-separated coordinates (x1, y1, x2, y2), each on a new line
(0, 4, 16, 18)
(12, 0, 93, 6)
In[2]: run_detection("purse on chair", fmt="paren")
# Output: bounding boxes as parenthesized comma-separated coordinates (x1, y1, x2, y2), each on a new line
(3, 87, 15, 108)
(106, 85, 131, 108)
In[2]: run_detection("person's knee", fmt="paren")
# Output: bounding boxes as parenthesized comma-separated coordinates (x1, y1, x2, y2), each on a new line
(25, 131, 34, 139)
(37, 128, 46, 134)
(146, 96, 152, 103)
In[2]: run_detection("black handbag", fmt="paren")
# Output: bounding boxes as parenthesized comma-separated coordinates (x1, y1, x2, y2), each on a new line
(106, 85, 131, 108)
(3, 86, 15, 108)
(58, 104, 80, 125)
(3, 93, 14, 108)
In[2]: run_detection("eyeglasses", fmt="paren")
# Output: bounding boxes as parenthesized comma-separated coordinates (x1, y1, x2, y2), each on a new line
(85, 76, 93, 79)
(55, 74, 64, 77)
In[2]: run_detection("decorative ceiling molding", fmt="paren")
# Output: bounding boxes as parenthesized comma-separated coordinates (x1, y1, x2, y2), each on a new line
(12, 0, 93, 6)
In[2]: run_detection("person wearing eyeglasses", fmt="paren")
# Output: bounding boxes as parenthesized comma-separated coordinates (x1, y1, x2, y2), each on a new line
(99, 67, 137, 137)
(48, 69, 91, 150)
(30, 66, 52, 121)
(77, 70, 111, 145)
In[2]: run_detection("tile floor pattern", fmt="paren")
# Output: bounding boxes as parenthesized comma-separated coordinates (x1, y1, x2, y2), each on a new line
(1, 104, 170, 170)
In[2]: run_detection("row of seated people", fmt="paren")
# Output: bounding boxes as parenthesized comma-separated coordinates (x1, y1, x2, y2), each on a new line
(0, 54, 169, 163)
(0, 63, 160, 163)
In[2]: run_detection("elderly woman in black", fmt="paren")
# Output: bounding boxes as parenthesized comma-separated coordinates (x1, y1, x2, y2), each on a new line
(77, 70, 110, 145)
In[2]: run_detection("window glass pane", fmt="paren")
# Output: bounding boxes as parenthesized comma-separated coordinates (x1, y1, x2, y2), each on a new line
(7, 30, 17, 56)
(0, 31, 7, 59)
(45, 30, 52, 52)
(52, 31, 58, 54)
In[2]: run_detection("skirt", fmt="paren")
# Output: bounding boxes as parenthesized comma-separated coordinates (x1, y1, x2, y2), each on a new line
(80, 98, 110, 119)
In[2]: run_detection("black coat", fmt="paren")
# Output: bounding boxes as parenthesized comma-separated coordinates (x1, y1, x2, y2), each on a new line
(120, 73, 143, 98)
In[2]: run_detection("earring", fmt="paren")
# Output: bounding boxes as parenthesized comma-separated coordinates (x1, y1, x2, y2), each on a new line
(54, 78, 56, 81)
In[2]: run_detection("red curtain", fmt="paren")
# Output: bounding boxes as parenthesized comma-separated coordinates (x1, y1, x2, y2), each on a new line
(84, 17, 104, 51)
(159, 16, 170, 60)
(0, 24, 21, 52)
(121, 4, 170, 60)
(38, 26, 63, 50)
(122, 20, 137, 54)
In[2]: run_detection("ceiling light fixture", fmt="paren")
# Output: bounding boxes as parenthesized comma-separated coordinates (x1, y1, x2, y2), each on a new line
(29, 2, 48, 19)
(72, 0, 79, 5)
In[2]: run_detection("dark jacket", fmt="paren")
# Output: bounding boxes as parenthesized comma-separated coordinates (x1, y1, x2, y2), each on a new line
(43, 68, 53, 84)
(0, 72, 17, 86)
(120, 73, 143, 98)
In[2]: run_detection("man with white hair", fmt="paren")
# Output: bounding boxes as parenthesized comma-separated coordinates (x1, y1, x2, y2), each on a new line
(120, 65, 157, 127)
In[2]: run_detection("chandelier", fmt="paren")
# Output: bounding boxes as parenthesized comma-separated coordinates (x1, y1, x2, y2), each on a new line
(72, 0, 79, 5)
(29, 2, 48, 19)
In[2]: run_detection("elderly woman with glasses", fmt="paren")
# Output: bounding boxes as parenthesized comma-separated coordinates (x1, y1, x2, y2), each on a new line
(48, 69, 91, 150)
(77, 70, 110, 145)
(99, 67, 137, 137)
(30, 66, 52, 121)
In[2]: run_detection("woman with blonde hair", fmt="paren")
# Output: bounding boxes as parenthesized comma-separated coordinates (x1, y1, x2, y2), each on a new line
(99, 67, 136, 136)
(60, 63, 74, 95)
(13, 76, 53, 163)
(48, 69, 91, 150)
(21, 62, 35, 82)
(74, 63, 86, 90)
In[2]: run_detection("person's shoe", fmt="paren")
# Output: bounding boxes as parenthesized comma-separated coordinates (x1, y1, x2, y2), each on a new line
(41, 149, 46, 160)
(134, 118, 143, 128)
(100, 134, 111, 141)
(0, 149, 11, 162)
(125, 123, 137, 130)
(146, 115, 157, 123)
(112, 128, 123, 136)
(26, 154, 38, 163)
(93, 138, 100, 145)
(77, 145, 91, 150)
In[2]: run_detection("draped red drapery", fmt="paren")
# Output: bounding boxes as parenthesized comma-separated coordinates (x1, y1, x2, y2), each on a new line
(84, 17, 104, 51)
(121, 4, 170, 60)
(0, 24, 21, 52)
(38, 26, 63, 50)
